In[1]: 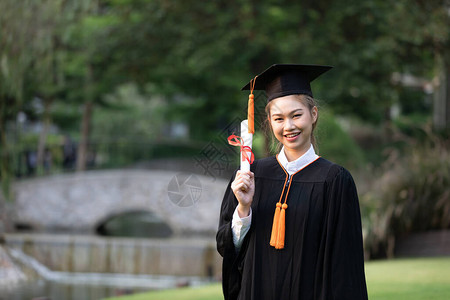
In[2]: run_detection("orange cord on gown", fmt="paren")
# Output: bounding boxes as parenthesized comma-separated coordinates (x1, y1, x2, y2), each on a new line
(270, 175, 290, 249)
(270, 157, 321, 249)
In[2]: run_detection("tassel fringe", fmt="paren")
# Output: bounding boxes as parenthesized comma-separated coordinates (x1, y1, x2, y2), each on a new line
(275, 203, 288, 249)
(247, 76, 257, 134)
(270, 202, 281, 246)
(248, 94, 254, 134)
(270, 202, 288, 249)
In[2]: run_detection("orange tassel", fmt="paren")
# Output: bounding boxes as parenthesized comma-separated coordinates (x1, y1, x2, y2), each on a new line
(275, 203, 288, 249)
(270, 202, 282, 246)
(247, 76, 257, 134)
(248, 94, 254, 134)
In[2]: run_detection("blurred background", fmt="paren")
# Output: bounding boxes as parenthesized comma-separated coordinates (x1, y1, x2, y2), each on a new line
(0, 0, 449, 299)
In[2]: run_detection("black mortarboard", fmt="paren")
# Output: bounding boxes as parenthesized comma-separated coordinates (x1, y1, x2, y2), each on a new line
(242, 64, 332, 101)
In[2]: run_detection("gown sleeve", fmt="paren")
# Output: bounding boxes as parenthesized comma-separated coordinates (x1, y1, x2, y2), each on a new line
(216, 173, 238, 257)
(216, 171, 252, 300)
(324, 167, 368, 300)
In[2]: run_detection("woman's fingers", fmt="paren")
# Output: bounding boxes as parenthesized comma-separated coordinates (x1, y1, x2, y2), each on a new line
(236, 172, 252, 184)
(232, 181, 248, 192)
(232, 170, 255, 198)
(237, 180, 250, 191)
(237, 170, 252, 180)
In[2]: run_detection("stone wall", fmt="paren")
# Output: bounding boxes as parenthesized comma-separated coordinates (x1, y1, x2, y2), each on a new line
(5, 233, 222, 279)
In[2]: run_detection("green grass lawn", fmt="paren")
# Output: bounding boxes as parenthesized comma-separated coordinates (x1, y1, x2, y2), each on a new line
(105, 257, 450, 300)
(365, 257, 450, 299)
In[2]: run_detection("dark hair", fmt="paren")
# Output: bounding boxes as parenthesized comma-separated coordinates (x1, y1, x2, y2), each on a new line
(264, 94, 319, 153)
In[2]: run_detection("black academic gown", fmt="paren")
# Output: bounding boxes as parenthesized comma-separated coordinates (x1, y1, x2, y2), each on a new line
(216, 156, 368, 300)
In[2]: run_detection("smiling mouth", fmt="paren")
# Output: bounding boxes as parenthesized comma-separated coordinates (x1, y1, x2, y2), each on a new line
(284, 132, 301, 138)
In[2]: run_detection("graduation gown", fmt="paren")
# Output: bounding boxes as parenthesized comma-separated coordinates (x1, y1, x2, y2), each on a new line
(216, 156, 368, 300)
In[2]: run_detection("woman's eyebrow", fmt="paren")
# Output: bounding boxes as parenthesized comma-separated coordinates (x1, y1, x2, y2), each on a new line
(271, 109, 304, 117)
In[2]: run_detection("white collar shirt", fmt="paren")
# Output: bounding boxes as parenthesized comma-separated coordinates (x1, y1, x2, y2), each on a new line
(277, 144, 319, 175)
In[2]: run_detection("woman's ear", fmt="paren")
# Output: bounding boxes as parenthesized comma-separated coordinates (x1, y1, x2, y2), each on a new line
(311, 106, 318, 123)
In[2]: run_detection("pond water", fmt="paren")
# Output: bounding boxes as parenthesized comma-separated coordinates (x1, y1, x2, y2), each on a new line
(1, 256, 210, 300)
(1, 279, 150, 300)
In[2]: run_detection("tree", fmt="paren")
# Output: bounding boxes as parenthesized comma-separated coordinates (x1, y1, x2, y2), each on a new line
(0, 0, 42, 199)
(385, 0, 450, 131)
(0, 0, 98, 198)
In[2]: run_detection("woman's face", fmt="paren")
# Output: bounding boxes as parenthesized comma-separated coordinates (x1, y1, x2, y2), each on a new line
(268, 95, 317, 160)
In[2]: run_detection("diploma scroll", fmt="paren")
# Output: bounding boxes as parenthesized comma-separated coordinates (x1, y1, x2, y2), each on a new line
(240, 119, 253, 171)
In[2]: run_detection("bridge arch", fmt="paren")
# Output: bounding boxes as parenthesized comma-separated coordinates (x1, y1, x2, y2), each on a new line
(95, 209, 173, 238)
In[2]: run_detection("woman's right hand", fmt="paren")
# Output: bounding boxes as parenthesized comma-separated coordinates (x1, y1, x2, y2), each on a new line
(231, 170, 255, 218)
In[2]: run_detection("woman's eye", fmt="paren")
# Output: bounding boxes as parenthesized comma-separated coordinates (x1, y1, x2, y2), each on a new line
(293, 114, 302, 118)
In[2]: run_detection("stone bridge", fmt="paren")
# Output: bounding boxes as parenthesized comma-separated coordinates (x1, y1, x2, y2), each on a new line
(12, 170, 229, 237)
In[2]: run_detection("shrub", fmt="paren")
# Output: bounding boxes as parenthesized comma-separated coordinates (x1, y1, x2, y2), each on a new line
(362, 130, 450, 258)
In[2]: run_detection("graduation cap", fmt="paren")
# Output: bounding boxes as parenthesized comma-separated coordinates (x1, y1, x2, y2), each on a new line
(242, 64, 332, 100)
(241, 64, 332, 134)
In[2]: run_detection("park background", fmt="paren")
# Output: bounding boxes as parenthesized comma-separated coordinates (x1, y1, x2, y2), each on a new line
(0, 0, 449, 299)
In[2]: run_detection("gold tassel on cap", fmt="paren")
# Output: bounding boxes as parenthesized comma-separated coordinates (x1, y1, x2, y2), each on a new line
(247, 76, 257, 134)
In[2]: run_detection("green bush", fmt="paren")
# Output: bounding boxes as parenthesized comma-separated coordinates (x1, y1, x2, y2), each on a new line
(362, 132, 450, 258)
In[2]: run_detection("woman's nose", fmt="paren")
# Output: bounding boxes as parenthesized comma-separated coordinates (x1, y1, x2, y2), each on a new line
(284, 118, 296, 130)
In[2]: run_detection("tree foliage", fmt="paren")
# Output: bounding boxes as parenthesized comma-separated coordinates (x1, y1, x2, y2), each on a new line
(86, 0, 449, 134)
(1, 0, 448, 170)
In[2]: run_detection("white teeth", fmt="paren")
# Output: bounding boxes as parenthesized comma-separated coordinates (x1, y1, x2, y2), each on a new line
(285, 132, 301, 138)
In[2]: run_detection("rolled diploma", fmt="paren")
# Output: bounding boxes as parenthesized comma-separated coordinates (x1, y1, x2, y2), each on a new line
(240, 119, 253, 171)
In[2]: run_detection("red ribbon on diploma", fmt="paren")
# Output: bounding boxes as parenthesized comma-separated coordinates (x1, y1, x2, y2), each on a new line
(227, 134, 255, 164)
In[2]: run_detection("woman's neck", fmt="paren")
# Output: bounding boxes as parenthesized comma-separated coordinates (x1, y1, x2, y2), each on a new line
(283, 144, 311, 162)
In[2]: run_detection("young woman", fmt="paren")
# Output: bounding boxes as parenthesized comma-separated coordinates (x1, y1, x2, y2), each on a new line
(216, 64, 368, 300)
